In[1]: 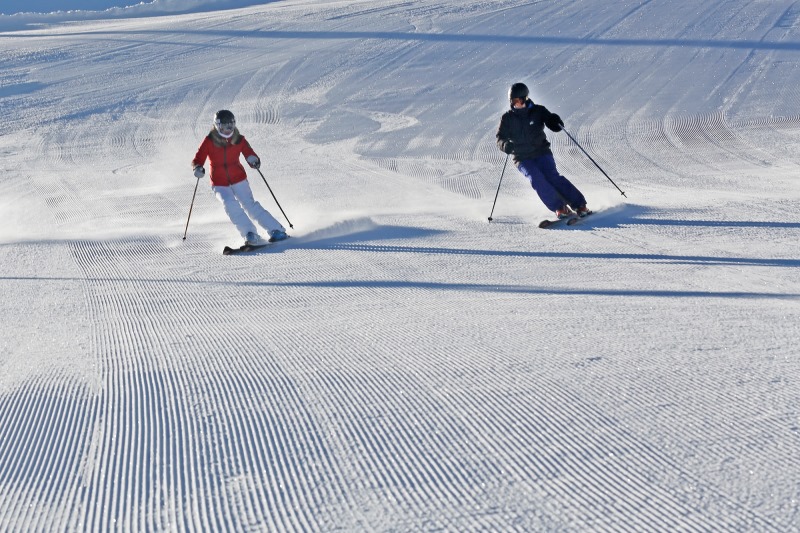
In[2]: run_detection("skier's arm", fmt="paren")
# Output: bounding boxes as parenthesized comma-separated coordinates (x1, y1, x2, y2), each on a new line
(496, 115, 514, 154)
(544, 110, 564, 132)
(241, 138, 260, 169)
(192, 138, 210, 169)
(191, 138, 209, 178)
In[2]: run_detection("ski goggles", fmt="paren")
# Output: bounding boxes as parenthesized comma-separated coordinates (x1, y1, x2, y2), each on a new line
(215, 119, 235, 133)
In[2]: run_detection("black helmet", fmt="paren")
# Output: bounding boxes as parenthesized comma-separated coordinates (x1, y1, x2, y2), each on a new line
(215, 109, 235, 124)
(214, 109, 236, 138)
(509, 82, 529, 102)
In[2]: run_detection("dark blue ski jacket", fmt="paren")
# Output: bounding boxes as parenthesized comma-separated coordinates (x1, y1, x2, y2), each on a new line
(496, 101, 560, 164)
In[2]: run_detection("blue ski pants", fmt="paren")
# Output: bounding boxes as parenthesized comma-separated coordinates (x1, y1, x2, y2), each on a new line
(517, 154, 586, 212)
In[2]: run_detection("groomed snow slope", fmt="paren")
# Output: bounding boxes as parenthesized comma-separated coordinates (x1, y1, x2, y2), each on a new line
(1, 0, 799, 530)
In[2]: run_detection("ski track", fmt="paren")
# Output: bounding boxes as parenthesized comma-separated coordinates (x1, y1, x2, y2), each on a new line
(5, 231, 795, 530)
(2, 0, 800, 530)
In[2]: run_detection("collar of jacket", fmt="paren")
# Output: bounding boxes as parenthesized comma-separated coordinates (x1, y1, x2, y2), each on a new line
(208, 128, 242, 146)
(510, 100, 534, 113)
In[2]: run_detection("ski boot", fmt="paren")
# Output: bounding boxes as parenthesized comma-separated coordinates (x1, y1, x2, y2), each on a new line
(269, 229, 288, 242)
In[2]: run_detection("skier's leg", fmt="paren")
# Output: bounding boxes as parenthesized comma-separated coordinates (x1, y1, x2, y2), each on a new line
(230, 180, 285, 233)
(517, 159, 565, 212)
(213, 185, 258, 239)
(536, 154, 587, 208)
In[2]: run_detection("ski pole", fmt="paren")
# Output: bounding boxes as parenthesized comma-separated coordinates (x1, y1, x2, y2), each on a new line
(255, 168, 294, 229)
(562, 128, 627, 198)
(487, 153, 510, 222)
(182, 177, 201, 240)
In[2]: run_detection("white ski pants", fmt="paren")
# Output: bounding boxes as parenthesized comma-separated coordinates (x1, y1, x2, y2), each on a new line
(212, 180, 283, 239)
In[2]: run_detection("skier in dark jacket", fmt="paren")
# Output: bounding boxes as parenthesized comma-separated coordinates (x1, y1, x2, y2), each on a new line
(496, 82, 590, 220)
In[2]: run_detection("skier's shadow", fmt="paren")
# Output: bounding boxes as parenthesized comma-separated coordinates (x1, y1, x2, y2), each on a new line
(294, 218, 800, 268)
(508, 203, 800, 231)
(626, 218, 800, 229)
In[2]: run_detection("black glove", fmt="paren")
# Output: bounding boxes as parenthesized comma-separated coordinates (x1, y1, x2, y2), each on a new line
(502, 140, 514, 154)
(545, 113, 564, 132)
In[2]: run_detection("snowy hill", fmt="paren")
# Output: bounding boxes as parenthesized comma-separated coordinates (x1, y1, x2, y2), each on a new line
(1, 0, 799, 530)
(0, 0, 272, 29)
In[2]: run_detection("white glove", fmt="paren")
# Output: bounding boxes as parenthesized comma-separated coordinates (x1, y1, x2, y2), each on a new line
(193, 165, 205, 179)
(246, 155, 260, 169)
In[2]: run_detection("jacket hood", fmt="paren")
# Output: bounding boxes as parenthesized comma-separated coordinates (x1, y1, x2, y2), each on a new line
(208, 127, 242, 146)
(510, 99, 534, 113)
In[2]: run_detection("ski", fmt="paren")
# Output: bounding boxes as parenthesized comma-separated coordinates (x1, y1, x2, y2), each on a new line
(222, 243, 271, 255)
(538, 217, 576, 228)
(566, 210, 594, 226)
(222, 236, 291, 255)
(539, 210, 593, 228)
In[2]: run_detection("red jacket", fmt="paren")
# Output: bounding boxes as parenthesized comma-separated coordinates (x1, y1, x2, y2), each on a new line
(192, 129, 258, 187)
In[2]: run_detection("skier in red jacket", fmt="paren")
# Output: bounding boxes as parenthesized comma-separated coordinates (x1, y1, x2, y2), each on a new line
(192, 110, 287, 245)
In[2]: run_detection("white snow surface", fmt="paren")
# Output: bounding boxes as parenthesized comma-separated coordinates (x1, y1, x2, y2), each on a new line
(2, 0, 800, 530)
(0, 0, 274, 30)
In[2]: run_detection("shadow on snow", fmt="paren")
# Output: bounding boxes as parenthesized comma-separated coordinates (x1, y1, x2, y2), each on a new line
(6, 29, 800, 53)
(3, 275, 798, 300)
